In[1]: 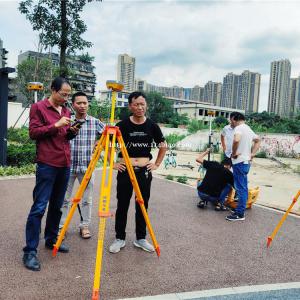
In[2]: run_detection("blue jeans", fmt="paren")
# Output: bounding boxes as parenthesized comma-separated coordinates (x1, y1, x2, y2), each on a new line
(23, 163, 70, 253)
(232, 162, 251, 216)
(198, 183, 232, 205)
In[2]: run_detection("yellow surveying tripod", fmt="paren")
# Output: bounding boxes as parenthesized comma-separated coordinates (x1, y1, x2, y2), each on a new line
(53, 81, 160, 300)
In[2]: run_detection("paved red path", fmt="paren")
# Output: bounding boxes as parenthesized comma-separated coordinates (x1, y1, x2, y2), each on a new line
(0, 171, 299, 300)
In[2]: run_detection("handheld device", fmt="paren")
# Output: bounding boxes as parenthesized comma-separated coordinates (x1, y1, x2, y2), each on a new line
(71, 119, 85, 129)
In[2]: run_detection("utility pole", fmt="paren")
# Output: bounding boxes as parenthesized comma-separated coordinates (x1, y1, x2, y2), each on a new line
(0, 67, 15, 166)
(0, 39, 15, 166)
(207, 110, 215, 161)
(0, 38, 8, 68)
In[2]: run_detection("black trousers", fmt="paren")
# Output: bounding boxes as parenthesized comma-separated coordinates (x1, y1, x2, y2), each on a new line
(115, 167, 152, 240)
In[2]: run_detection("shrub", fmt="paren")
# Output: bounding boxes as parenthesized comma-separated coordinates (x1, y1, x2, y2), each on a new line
(165, 174, 174, 181)
(0, 164, 35, 176)
(213, 116, 228, 128)
(7, 127, 33, 144)
(294, 166, 300, 174)
(177, 175, 188, 184)
(255, 151, 267, 158)
(7, 144, 36, 166)
(187, 120, 207, 133)
(168, 113, 189, 128)
(165, 133, 186, 149)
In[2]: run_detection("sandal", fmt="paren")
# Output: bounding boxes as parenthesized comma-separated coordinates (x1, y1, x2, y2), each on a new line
(215, 203, 228, 211)
(197, 200, 207, 209)
(80, 227, 91, 239)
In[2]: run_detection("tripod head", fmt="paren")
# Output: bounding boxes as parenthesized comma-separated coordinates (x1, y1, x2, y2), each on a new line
(106, 80, 124, 124)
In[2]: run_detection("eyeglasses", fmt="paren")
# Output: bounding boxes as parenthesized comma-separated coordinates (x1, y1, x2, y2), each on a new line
(57, 91, 71, 99)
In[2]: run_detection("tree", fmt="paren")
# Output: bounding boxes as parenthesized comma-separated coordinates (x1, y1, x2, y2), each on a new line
(88, 100, 111, 122)
(78, 52, 95, 63)
(145, 91, 174, 123)
(213, 116, 228, 128)
(115, 107, 131, 121)
(17, 57, 60, 105)
(245, 111, 300, 134)
(19, 0, 101, 77)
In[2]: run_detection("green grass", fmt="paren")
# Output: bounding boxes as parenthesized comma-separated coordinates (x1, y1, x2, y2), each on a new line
(177, 175, 188, 184)
(165, 174, 174, 181)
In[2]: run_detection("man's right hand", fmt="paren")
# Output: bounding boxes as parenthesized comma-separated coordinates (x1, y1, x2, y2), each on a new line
(54, 117, 71, 128)
(113, 162, 126, 172)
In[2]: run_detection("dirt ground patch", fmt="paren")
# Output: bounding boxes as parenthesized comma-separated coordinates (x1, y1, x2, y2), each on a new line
(153, 150, 300, 215)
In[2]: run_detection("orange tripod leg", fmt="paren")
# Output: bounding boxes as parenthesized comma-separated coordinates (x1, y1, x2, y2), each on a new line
(92, 127, 117, 300)
(267, 190, 300, 248)
(53, 132, 106, 257)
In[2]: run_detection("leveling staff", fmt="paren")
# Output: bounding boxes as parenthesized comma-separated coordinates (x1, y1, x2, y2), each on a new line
(109, 91, 167, 254)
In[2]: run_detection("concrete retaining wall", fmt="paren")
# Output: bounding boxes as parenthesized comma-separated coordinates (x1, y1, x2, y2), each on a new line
(8, 102, 29, 128)
(161, 127, 300, 157)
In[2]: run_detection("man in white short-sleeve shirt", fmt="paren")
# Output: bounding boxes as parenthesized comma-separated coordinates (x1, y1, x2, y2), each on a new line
(226, 112, 260, 222)
(221, 112, 237, 159)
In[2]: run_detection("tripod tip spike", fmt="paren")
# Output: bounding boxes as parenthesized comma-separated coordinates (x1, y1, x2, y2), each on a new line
(267, 236, 272, 248)
(155, 245, 161, 257)
(92, 289, 99, 300)
(52, 246, 58, 257)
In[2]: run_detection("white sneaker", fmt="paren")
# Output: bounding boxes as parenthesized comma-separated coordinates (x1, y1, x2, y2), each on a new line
(133, 239, 155, 252)
(109, 239, 125, 253)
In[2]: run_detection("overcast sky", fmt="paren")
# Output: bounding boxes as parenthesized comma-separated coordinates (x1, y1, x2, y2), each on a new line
(1, 0, 300, 111)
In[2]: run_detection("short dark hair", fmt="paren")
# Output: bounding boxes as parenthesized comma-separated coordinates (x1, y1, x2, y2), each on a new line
(229, 111, 238, 119)
(221, 157, 232, 167)
(50, 77, 71, 92)
(71, 91, 88, 103)
(128, 91, 146, 104)
(232, 112, 245, 121)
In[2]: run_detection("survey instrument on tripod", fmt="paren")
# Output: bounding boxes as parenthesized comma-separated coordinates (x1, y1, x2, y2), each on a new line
(267, 190, 300, 248)
(53, 80, 160, 300)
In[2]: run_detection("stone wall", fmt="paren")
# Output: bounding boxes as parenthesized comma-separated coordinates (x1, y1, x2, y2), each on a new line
(259, 133, 300, 157)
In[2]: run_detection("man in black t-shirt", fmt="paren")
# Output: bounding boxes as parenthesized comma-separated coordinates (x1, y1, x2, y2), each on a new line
(109, 91, 167, 254)
(196, 149, 233, 211)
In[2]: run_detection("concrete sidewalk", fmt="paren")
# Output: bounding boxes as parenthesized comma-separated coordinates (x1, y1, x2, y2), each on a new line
(0, 171, 299, 300)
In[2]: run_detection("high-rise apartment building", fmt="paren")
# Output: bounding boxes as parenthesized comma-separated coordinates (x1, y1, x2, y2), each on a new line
(170, 86, 184, 99)
(117, 54, 135, 92)
(221, 71, 260, 113)
(267, 59, 291, 117)
(221, 73, 240, 109)
(183, 88, 192, 100)
(289, 76, 300, 117)
(203, 81, 222, 106)
(190, 85, 203, 101)
(239, 71, 261, 113)
(135, 78, 147, 91)
(135, 72, 259, 113)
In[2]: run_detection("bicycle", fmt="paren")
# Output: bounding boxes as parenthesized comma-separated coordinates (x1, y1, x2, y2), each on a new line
(164, 150, 177, 169)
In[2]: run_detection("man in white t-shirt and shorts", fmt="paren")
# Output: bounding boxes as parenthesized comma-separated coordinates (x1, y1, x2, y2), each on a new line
(226, 112, 260, 221)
